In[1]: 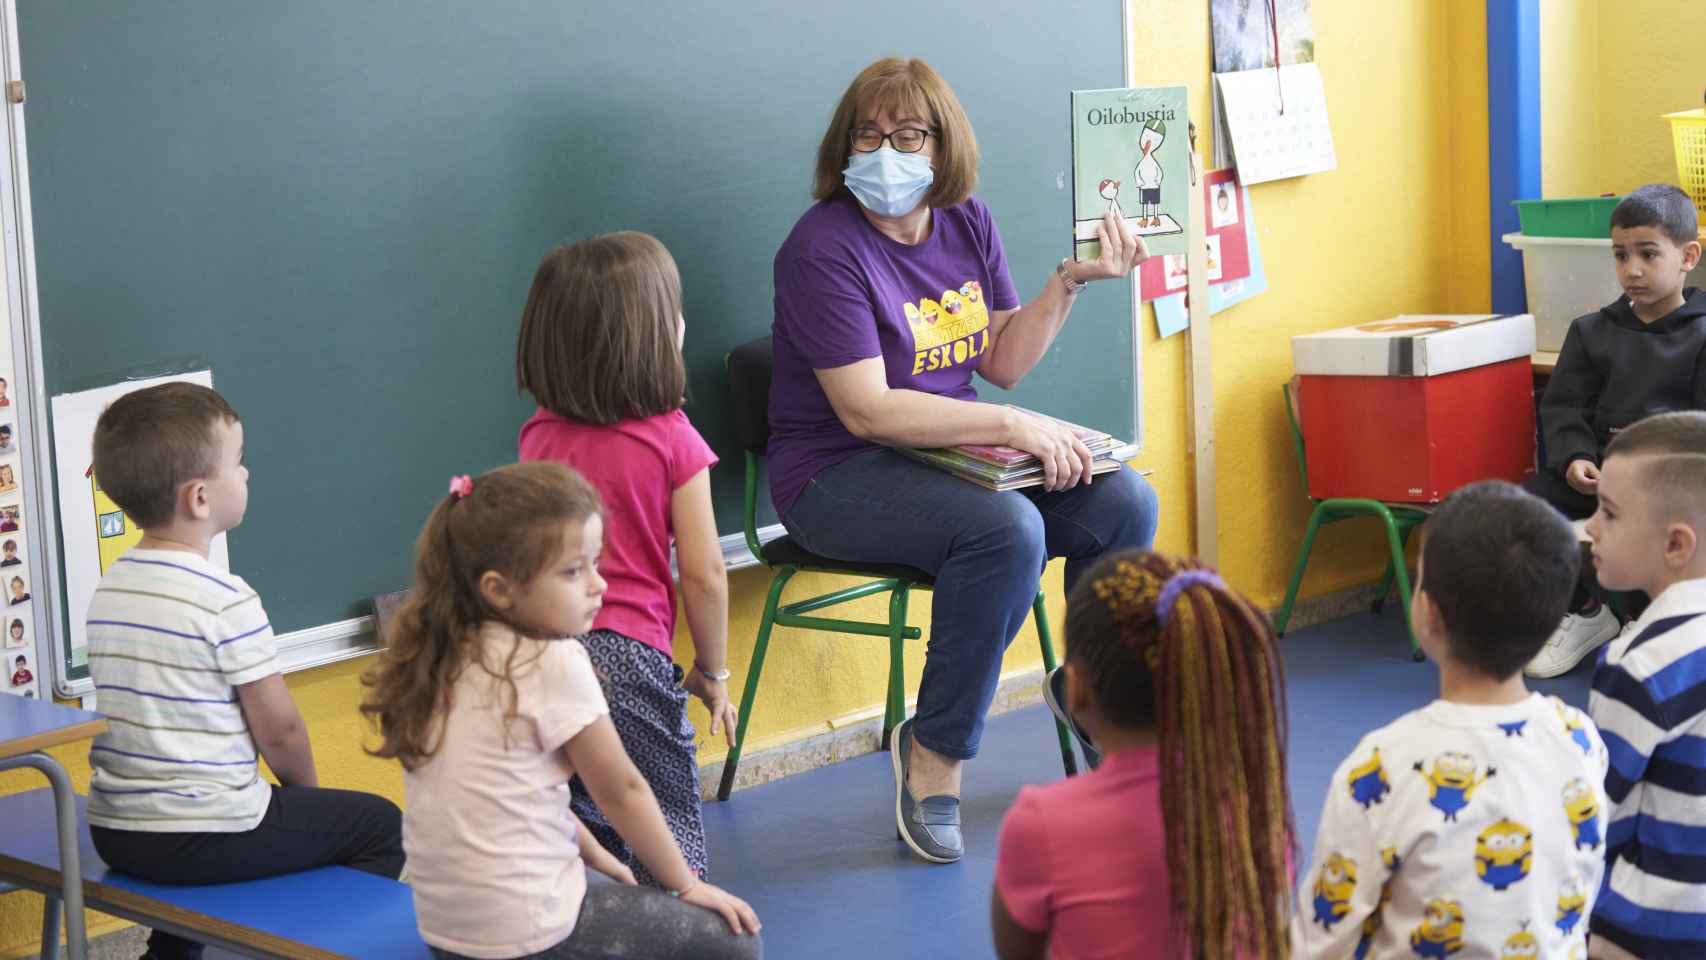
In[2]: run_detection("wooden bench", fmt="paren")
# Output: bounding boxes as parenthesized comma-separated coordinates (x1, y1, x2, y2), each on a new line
(0, 789, 428, 959)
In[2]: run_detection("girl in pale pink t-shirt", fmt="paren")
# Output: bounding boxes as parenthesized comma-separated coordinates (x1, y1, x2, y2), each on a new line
(516, 232, 735, 887)
(993, 551, 1295, 959)
(362, 463, 760, 960)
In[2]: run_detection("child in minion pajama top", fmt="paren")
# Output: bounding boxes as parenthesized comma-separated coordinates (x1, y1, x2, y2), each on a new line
(1290, 483, 1611, 959)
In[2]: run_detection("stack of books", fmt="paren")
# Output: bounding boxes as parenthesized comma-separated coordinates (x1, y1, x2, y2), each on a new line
(900, 407, 1124, 491)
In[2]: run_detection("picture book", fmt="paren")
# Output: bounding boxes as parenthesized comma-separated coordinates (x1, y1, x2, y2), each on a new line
(902, 406, 1123, 491)
(1071, 86, 1189, 262)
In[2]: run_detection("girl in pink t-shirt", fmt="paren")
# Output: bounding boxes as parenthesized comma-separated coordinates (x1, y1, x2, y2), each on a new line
(993, 551, 1296, 959)
(362, 463, 760, 960)
(515, 232, 735, 887)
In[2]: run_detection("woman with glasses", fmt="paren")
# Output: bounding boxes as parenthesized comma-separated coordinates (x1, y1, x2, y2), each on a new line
(767, 57, 1159, 865)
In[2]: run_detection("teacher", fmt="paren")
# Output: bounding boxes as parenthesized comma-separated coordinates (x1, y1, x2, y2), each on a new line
(768, 57, 1160, 864)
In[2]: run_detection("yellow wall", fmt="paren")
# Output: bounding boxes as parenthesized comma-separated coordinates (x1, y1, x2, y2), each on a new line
(1541, 0, 1706, 197)
(0, 1, 1508, 954)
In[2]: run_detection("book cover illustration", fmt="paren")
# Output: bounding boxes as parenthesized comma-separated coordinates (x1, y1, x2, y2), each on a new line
(1071, 86, 1189, 261)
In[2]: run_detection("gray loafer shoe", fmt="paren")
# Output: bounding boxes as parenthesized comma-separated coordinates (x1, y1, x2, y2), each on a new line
(892, 717, 963, 863)
(1042, 665, 1102, 770)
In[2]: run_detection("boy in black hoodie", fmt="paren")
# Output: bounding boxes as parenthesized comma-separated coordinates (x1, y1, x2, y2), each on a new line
(1524, 183, 1705, 679)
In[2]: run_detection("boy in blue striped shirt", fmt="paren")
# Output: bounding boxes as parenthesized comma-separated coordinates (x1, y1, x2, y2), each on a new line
(1584, 410, 1706, 959)
(85, 383, 403, 960)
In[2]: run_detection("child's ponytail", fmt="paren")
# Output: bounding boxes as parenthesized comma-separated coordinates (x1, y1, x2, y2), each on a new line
(1067, 551, 1294, 958)
(361, 463, 602, 770)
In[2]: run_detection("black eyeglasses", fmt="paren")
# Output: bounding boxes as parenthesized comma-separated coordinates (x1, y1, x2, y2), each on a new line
(849, 127, 936, 154)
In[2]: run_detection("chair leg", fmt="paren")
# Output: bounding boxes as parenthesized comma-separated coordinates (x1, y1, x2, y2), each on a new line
(1371, 525, 1414, 614)
(1275, 505, 1331, 636)
(1380, 518, 1423, 662)
(1033, 593, 1077, 777)
(1372, 558, 1396, 614)
(39, 894, 60, 960)
(881, 587, 911, 751)
(718, 568, 793, 801)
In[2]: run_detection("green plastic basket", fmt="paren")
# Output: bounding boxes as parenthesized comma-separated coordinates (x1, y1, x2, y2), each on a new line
(1512, 196, 1623, 238)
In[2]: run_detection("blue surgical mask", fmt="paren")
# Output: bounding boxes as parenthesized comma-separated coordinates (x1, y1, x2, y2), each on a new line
(843, 147, 934, 218)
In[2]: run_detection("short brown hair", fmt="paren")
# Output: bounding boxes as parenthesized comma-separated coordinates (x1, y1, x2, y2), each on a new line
(92, 382, 238, 529)
(362, 461, 603, 769)
(515, 233, 687, 426)
(812, 58, 979, 209)
(1605, 411, 1706, 520)
(1419, 481, 1579, 679)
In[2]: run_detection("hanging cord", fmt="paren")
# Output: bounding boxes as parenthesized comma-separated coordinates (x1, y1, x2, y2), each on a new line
(1267, 0, 1285, 115)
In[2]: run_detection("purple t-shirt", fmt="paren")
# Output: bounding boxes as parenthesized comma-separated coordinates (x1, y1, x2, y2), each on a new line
(768, 192, 1020, 517)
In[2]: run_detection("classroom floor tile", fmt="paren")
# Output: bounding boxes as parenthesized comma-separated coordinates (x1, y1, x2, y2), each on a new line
(195, 605, 1596, 960)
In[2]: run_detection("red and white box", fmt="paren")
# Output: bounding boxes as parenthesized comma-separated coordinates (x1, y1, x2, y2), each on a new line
(1291, 314, 1537, 503)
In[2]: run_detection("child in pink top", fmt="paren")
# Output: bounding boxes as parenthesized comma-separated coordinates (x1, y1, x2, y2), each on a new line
(363, 463, 760, 959)
(516, 233, 736, 886)
(994, 551, 1296, 959)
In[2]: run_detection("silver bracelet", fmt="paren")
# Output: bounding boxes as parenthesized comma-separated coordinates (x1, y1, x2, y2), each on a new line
(1056, 258, 1088, 296)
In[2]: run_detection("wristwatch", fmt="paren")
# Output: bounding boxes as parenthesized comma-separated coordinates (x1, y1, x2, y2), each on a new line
(694, 662, 732, 683)
(1056, 258, 1088, 296)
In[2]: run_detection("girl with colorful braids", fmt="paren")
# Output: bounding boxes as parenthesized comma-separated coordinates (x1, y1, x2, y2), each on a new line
(992, 550, 1296, 959)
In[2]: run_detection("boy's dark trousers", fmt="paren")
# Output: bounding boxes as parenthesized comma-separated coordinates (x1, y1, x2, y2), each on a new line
(90, 785, 404, 960)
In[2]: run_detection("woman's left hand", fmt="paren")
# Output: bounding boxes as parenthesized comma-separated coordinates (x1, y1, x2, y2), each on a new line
(684, 667, 739, 747)
(1077, 209, 1150, 281)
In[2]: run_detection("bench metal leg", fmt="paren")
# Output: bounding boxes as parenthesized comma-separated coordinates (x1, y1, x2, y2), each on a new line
(0, 753, 88, 960)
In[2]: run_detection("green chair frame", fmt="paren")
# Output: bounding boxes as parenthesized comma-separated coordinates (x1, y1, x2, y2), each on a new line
(1273, 382, 1430, 660)
(716, 450, 1078, 801)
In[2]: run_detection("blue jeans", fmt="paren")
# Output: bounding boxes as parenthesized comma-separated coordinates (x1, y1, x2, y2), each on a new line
(782, 448, 1159, 760)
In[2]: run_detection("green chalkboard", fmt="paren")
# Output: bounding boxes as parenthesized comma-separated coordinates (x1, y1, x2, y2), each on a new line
(18, 2, 1133, 638)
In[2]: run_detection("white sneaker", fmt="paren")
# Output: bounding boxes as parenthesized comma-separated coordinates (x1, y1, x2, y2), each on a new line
(1524, 604, 1620, 679)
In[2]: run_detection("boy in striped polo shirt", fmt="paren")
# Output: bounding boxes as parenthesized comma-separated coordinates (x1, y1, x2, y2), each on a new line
(1585, 411, 1706, 959)
(85, 383, 402, 960)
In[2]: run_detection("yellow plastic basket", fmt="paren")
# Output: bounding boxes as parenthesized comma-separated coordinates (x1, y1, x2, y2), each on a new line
(1668, 109, 1706, 212)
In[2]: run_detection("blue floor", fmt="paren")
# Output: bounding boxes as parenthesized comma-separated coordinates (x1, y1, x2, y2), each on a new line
(195, 606, 1592, 960)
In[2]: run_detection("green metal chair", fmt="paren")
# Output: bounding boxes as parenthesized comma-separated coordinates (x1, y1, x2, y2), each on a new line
(716, 337, 1076, 801)
(1274, 381, 1430, 660)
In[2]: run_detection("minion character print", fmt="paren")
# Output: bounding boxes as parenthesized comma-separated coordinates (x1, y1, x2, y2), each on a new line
(1413, 751, 1495, 822)
(1474, 819, 1534, 891)
(1410, 899, 1465, 958)
(1311, 853, 1357, 930)
(1354, 848, 1404, 960)
(1556, 701, 1594, 756)
(1555, 873, 1587, 936)
(1346, 747, 1391, 809)
(1562, 778, 1602, 850)
(1499, 922, 1540, 959)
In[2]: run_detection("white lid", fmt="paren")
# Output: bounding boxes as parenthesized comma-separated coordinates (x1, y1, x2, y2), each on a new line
(1292, 314, 1537, 377)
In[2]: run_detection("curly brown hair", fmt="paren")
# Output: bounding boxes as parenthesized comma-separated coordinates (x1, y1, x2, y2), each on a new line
(1065, 550, 1295, 959)
(360, 461, 602, 770)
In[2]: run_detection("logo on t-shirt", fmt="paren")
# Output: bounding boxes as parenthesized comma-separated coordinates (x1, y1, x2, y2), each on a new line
(905, 280, 991, 374)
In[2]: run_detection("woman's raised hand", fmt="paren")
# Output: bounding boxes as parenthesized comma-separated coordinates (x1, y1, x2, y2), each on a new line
(1007, 409, 1094, 492)
(1079, 209, 1151, 281)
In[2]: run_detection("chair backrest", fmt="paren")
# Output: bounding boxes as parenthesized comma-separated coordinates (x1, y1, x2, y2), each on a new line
(726, 336, 774, 562)
(1282, 379, 1313, 499)
(726, 336, 774, 456)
